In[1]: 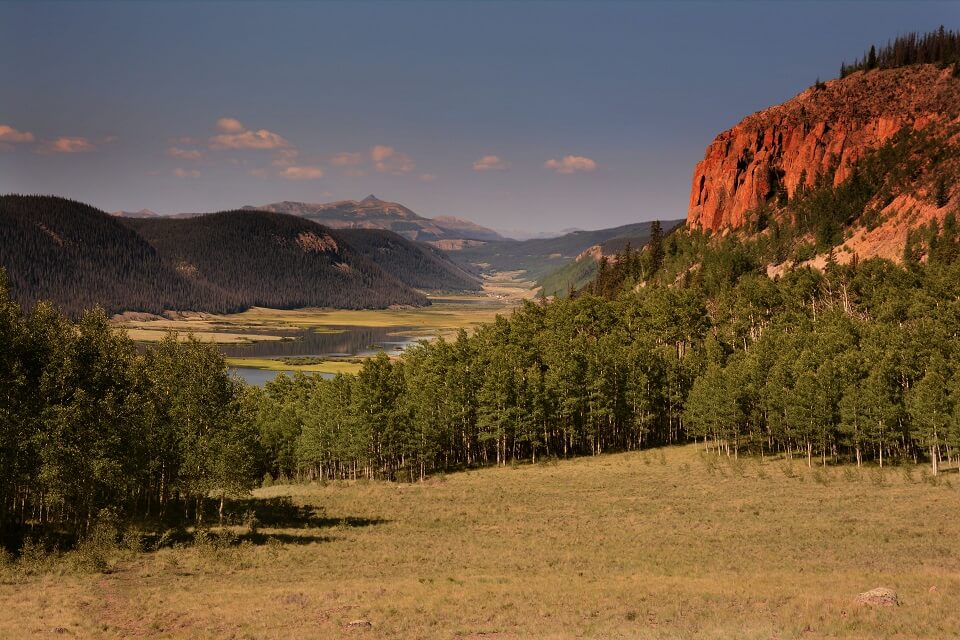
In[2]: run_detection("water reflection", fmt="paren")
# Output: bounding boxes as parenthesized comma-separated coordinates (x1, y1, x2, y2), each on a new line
(230, 367, 335, 386)
(219, 325, 418, 358)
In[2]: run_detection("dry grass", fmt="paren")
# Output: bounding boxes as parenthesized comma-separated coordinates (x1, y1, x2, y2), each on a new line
(3, 444, 958, 639)
(225, 357, 364, 375)
(124, 329, 289, 344)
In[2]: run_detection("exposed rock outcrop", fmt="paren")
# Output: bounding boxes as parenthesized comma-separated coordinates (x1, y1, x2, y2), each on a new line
(687, 65, 960, 233)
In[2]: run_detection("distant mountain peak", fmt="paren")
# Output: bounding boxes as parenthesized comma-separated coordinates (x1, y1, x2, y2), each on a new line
(112, 208, 161, 218)
(360, 194, 382, 204)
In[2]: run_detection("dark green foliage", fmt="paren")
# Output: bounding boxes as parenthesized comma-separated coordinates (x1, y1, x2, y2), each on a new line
(647, 220, 665, 276)
(0, 195, 230, 316)
(334, 229, 481, 291)
(537, 222, 678, 298)
(537, 251, 606, 298)
(0, 277, 263, 549)
(840, 27, 960, 77)
(244, 243, 960, 479)
(935, 176, 950, 208)
(126, 211, 428, 310)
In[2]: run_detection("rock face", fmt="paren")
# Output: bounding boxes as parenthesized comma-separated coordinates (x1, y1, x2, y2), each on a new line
(855, 587, 900, 607)
(687, 65, 960, 232)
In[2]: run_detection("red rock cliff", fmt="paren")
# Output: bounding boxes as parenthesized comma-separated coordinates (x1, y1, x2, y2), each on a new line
(687, 65, 960, 232)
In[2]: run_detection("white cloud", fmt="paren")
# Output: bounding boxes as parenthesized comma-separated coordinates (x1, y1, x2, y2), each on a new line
(0, 125, 34, 144)
(36, 137, 96, 154)
(173, 168, 200, 178)
(209, 117, 291, 150)
(545, 155, 597, 174)
(210, 129, 290, 150)
(167, 147, 203, 160)
(473, 155, 509, 171)
(279, 165, 325, 180)
(371, 145, 415, 174)
(419, 173, 437, 182)
(216, 117, 246, 133)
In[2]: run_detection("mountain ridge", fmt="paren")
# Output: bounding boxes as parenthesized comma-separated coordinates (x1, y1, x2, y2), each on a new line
(0, 196, 485, 316)
(250, 196, 504, 242)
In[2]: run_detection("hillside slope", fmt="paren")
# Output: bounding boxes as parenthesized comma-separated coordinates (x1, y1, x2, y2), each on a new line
(252, 195, 503, 242)
(0, 195, 437, 316)
(686, 63, 960, 265)
(125, 212, 428, 310)
(0, 195, 230, 316)
(537, 221, 680, 296)
(334, 229, 481, 291)
(454, 221, 681, 282)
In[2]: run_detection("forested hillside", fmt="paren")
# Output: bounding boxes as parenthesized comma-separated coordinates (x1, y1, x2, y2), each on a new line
(450, 221, 680, 281)
(0, 195, 230, 316)
(334, 229, 482, 291)
(538, 220, 675, 296)
(240, 32, 960, 482)
(126, 212, 429, 309)
(0, 195, 450, 315)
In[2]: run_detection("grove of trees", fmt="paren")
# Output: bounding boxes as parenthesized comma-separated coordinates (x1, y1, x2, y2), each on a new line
(0, 270, 262, 547)
(250, 241, 960, 482)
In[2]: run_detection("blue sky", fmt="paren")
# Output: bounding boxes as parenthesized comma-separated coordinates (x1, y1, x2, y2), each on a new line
(1, 1, 957, 234)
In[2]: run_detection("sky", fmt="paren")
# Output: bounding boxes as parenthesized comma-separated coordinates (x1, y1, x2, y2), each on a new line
(1, 1, 958, 236)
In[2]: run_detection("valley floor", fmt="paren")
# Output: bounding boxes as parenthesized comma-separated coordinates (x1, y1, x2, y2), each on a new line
(4, 444, 960, 638)
(114, 273, 536, 378)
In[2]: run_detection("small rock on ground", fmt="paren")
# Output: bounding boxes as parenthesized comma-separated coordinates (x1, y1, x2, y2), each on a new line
(855, 587, 899, 607)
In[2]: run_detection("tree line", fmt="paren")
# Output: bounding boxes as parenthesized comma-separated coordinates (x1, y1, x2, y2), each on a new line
(841, 26, 960, 77)
(249, 241, 960, 482)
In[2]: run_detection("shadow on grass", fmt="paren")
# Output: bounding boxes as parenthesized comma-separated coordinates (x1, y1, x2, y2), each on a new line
(224, 496, 389, 530)
(1, 495, 388, 556)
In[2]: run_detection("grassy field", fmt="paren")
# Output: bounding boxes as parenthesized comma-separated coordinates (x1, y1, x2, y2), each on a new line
(3, 444, 959, 639)
(225, 357, 364, 375)
(124, 329, 291, 344)
(117, 276, 534, 342)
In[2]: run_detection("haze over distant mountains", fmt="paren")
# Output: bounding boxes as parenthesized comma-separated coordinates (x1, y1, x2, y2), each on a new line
(249, 195, 505, 243)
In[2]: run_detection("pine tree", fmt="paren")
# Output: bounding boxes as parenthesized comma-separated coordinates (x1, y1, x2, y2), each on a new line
(647, 220, 665, 278)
